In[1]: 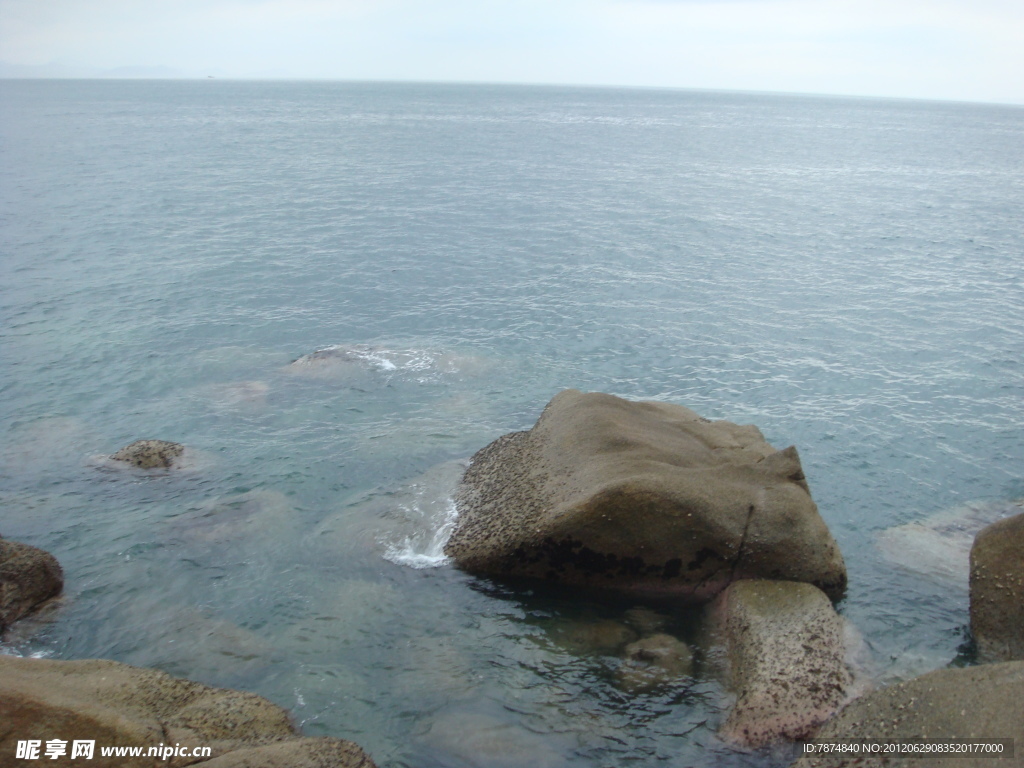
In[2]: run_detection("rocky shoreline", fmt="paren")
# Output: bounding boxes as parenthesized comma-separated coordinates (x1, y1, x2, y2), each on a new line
(1, 440, 377, 768)
(2, 389, 1021, 766)
(444, 390, 1024, 759)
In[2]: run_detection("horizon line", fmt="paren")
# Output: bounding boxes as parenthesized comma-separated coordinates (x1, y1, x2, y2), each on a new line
(2, 74, 1023, 109)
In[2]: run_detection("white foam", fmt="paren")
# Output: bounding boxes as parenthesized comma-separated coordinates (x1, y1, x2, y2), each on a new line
(383, 497, 460, 570)
(0, 648, 53, 659)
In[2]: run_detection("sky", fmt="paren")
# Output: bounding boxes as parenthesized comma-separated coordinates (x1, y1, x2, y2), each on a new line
(1, 0, 1023, 104)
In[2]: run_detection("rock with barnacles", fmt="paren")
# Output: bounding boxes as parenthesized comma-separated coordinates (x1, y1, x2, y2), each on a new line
(970, 512, 1024, 662)
(0, 656, 377, 767)
(794, 661, 1024, 768)
(0, 536, 63, 633)
(445, 390, 846, 599)
(109, 439, 185, 469)
(707, 579, 851, 748)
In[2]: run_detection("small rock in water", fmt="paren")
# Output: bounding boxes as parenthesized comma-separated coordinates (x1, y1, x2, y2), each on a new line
(617, 633, 694, 693)
(0, 536, 64, 634)
(109, 439, 185, 469)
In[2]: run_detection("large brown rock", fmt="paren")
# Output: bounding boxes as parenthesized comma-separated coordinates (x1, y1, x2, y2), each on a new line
(0, 656, 376, 767)
(445, 390, 846, 599)
(708, 579, 852, 748)
(793, 662, 1024, 768)
(970, 512, 1024, 662)
(0, 537, 63, 633)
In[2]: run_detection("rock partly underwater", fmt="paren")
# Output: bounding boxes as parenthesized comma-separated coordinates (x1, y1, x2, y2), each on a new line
(446, 389, 846, 600)
(0, 536, 63, 634)
(970, 512, 1024, 663)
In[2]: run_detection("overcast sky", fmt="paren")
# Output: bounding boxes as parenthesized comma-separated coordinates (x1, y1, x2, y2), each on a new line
(2, 0, 1022, 104)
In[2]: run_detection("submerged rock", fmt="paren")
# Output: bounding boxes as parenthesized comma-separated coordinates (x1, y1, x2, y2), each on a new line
(291, 344, 397, 368)
(617, 633, 694, 692)
(202, 380, 270, 407)
(0, 416, 94, 474)
(417, 709, 569, 768)
(970, 513, 1024, 663)
(547, 617, 638, 656)
(794, 661, 1024, 768)
(146, 607, 278, 685)
(708, 579, 851, 748)
(167, 489, 298, 549)
(622, 606, 669, 636)
(0, 536, 63, 634)
(109, 439, 186, 469)
(876, 498, 1024, 584)
(287, 343, 488, 383)
(445, 390, 846, 599)
(0, 656, 377, 767)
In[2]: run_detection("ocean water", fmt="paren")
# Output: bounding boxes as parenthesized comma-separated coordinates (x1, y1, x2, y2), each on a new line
(1, 80, 1022, 767)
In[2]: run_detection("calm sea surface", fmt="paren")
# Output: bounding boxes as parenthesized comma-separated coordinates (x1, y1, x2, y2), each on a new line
(1, 80, 1022, 767)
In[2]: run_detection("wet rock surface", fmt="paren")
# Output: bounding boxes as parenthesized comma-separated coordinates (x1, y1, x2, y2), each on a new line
(0, 656, 376, 768)
(708, 579, 851, 748)
(110, 439, 186, 469)
(970, 512, 1024, 662)
(793, 661, 1024, 768)
(445, 389, 846, 599)
(0, 536, 63, 634)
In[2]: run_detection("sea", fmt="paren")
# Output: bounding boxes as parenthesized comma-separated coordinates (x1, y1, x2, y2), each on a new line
(1, 80, 1022, 768)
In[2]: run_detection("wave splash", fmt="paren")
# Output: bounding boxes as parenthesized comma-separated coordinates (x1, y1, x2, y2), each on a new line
(380, 459, 466, 569)
(384, 498, 459, 569)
